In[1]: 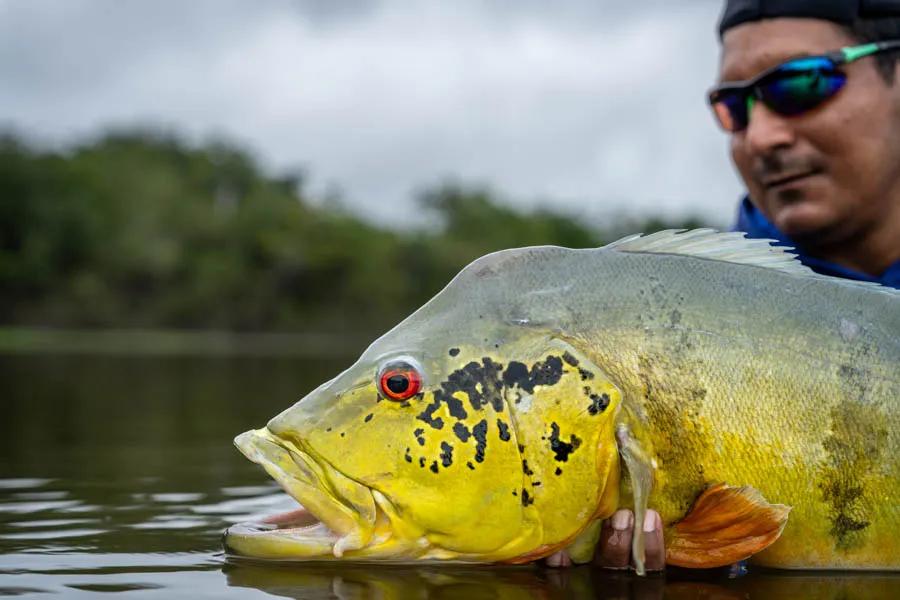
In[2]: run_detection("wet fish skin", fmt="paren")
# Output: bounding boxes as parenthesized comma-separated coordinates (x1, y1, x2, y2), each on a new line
(228, 230, 899, 569)
(502, 234, 899, 569)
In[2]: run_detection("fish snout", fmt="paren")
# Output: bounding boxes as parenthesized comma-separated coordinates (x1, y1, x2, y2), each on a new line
(265, 385, 341, 443)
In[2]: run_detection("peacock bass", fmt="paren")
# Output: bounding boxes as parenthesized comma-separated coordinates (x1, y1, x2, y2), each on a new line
(224, 230, 899, 572)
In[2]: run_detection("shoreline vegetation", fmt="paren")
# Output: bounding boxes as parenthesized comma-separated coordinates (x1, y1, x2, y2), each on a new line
(0, 326, 370, 357)
(1, 129, 709, 347)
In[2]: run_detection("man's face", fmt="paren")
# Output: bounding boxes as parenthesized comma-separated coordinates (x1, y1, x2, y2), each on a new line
(720, 18, 900, 246)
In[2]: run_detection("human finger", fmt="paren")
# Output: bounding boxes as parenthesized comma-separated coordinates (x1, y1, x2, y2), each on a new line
(544, 550, 573, 568)
(642, 509, 665, 572)
(594, 509, 633, 569)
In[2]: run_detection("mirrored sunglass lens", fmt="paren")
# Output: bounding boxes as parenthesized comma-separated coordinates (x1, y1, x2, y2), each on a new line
(761, 59, 846, 115)
(712, 92, 747, 131)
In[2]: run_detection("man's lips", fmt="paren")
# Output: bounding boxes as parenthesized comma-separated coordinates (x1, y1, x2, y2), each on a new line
(761, 170, 819, 189)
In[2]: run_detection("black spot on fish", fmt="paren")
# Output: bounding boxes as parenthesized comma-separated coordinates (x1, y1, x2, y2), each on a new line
(562, 352, 579, 367)
(522, 460, 533, 476)
(819, 400, 885, 549)
(497, 419, 511, 442)
(521, 489, 533, 506)
(453, 422, 471, 442)
(467, 461, 475, 470)
(512, 490, 517, 496)
(433, 358, 508, 419)
(555, 467, 563, 476)
(533, 481, 541, 487)
(548, 422, 581, 462)
(440, 441, 454, 467)
(364, 413, 373, 423)
(473, 419, 488, 463)
(578, 368, 594, 381)
(376, 395, 383, 403)
(419, 457, 426, 468)
(340, 432, 345, 438)
(822, 476, 869, 544)
(530, 355, 563, 388)
(449, 348, 460, 357)
(588, 393, 610, 416)
(416, 399, 446, 430)
(456, 358, 505, 412)
(831, 512, 870, 544)
(326, 427, 332, 432)
(518, 444, 526, 453)
(404, 448, 412, 463)
(414, 428, 426, 446)
(503, 361, 531, 392)
(430, 461, 439, 474)
(444, 395, 468, 420)
(502, 355, 564, 393)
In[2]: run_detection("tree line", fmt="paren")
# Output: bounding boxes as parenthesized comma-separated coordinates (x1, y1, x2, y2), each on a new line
(0, 131, 707, 333)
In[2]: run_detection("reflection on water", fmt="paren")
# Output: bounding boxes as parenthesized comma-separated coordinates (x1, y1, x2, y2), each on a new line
(1, 353, 898, 598)
(225, 562, 900, 600)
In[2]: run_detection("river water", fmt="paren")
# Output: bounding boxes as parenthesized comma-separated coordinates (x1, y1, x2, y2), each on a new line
(1, 352, 897, 599)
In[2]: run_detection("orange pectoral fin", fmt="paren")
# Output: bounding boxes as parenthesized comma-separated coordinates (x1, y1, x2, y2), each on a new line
(666, 483, 791, 569)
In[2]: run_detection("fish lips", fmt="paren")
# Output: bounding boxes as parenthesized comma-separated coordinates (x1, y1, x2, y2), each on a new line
(225, 428, 378, 559)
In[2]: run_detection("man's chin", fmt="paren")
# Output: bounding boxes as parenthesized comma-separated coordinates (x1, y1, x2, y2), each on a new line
(761, 182, 837, 240)
(772, 204, 844, 245)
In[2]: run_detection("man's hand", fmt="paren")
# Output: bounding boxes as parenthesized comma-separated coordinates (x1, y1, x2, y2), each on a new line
(544, 509, 665, 571)
(595, 509, 665, 571)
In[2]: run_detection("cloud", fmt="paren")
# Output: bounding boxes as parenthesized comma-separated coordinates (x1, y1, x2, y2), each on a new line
(0, 0, 742, 225)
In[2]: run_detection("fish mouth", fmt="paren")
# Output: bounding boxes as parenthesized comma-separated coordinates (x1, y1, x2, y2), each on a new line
(224, 429, 400, 560)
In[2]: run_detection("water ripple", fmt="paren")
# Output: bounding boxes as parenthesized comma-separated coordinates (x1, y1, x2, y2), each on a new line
(0, 479, 54, 490)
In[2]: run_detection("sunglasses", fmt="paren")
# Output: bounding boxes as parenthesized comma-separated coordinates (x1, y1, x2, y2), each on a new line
(708, 40, 900, 132)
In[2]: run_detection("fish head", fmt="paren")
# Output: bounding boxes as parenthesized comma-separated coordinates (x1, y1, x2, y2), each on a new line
(225, 247, 623, 563)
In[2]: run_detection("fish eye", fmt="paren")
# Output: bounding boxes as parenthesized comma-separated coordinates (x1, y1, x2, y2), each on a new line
(377, 359, 423, 401)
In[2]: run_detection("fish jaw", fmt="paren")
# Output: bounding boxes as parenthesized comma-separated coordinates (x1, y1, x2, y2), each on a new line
(226, 428, 400, 560)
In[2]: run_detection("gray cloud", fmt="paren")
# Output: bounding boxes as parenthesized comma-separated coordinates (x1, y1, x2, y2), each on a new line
(0, 0, 742, 225)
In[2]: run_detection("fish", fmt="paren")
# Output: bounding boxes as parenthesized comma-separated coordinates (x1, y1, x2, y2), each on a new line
(224, 229, 899, 572)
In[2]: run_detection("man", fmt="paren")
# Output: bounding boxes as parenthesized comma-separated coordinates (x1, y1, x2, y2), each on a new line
(546, 0, 900, 571)
(721, 0, 900, 289)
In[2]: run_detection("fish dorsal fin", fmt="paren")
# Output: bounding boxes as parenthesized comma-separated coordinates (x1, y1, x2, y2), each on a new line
(605, 229, 815, 277)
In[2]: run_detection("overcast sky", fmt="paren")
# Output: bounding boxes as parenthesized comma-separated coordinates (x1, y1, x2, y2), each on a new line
(0, 0, 743, 226)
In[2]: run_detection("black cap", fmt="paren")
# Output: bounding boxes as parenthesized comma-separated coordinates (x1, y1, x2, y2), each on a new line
(718, 0, 900, 37)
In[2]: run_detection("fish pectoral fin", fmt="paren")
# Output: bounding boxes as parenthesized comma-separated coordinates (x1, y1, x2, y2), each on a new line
(666, 483, 791, 569)
(565, 519, 604, 564)
(616, 424, 655, 576)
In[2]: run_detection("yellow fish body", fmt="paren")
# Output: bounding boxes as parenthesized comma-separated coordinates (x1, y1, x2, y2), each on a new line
(225, 230, 899, 571)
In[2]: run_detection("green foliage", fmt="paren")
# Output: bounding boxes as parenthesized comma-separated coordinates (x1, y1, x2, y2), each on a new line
(0, 131, 709, 333)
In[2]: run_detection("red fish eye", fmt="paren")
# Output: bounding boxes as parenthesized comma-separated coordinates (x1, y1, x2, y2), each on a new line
(378, 362, 422, 401)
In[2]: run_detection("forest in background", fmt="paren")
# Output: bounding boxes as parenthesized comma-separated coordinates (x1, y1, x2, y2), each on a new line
(0, 131, 708, 334)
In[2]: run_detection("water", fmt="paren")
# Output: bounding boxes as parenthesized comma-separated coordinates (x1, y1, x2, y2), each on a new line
(2, 352, 898, 599)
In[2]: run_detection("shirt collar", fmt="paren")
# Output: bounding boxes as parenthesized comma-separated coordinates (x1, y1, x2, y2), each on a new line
(734, 197, 900, 289)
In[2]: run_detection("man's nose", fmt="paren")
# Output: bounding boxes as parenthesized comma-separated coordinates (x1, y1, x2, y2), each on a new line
(743, 100, 796, 154)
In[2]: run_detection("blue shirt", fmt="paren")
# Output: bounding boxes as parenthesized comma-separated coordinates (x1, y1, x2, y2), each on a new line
(734, 197, 900, 289)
